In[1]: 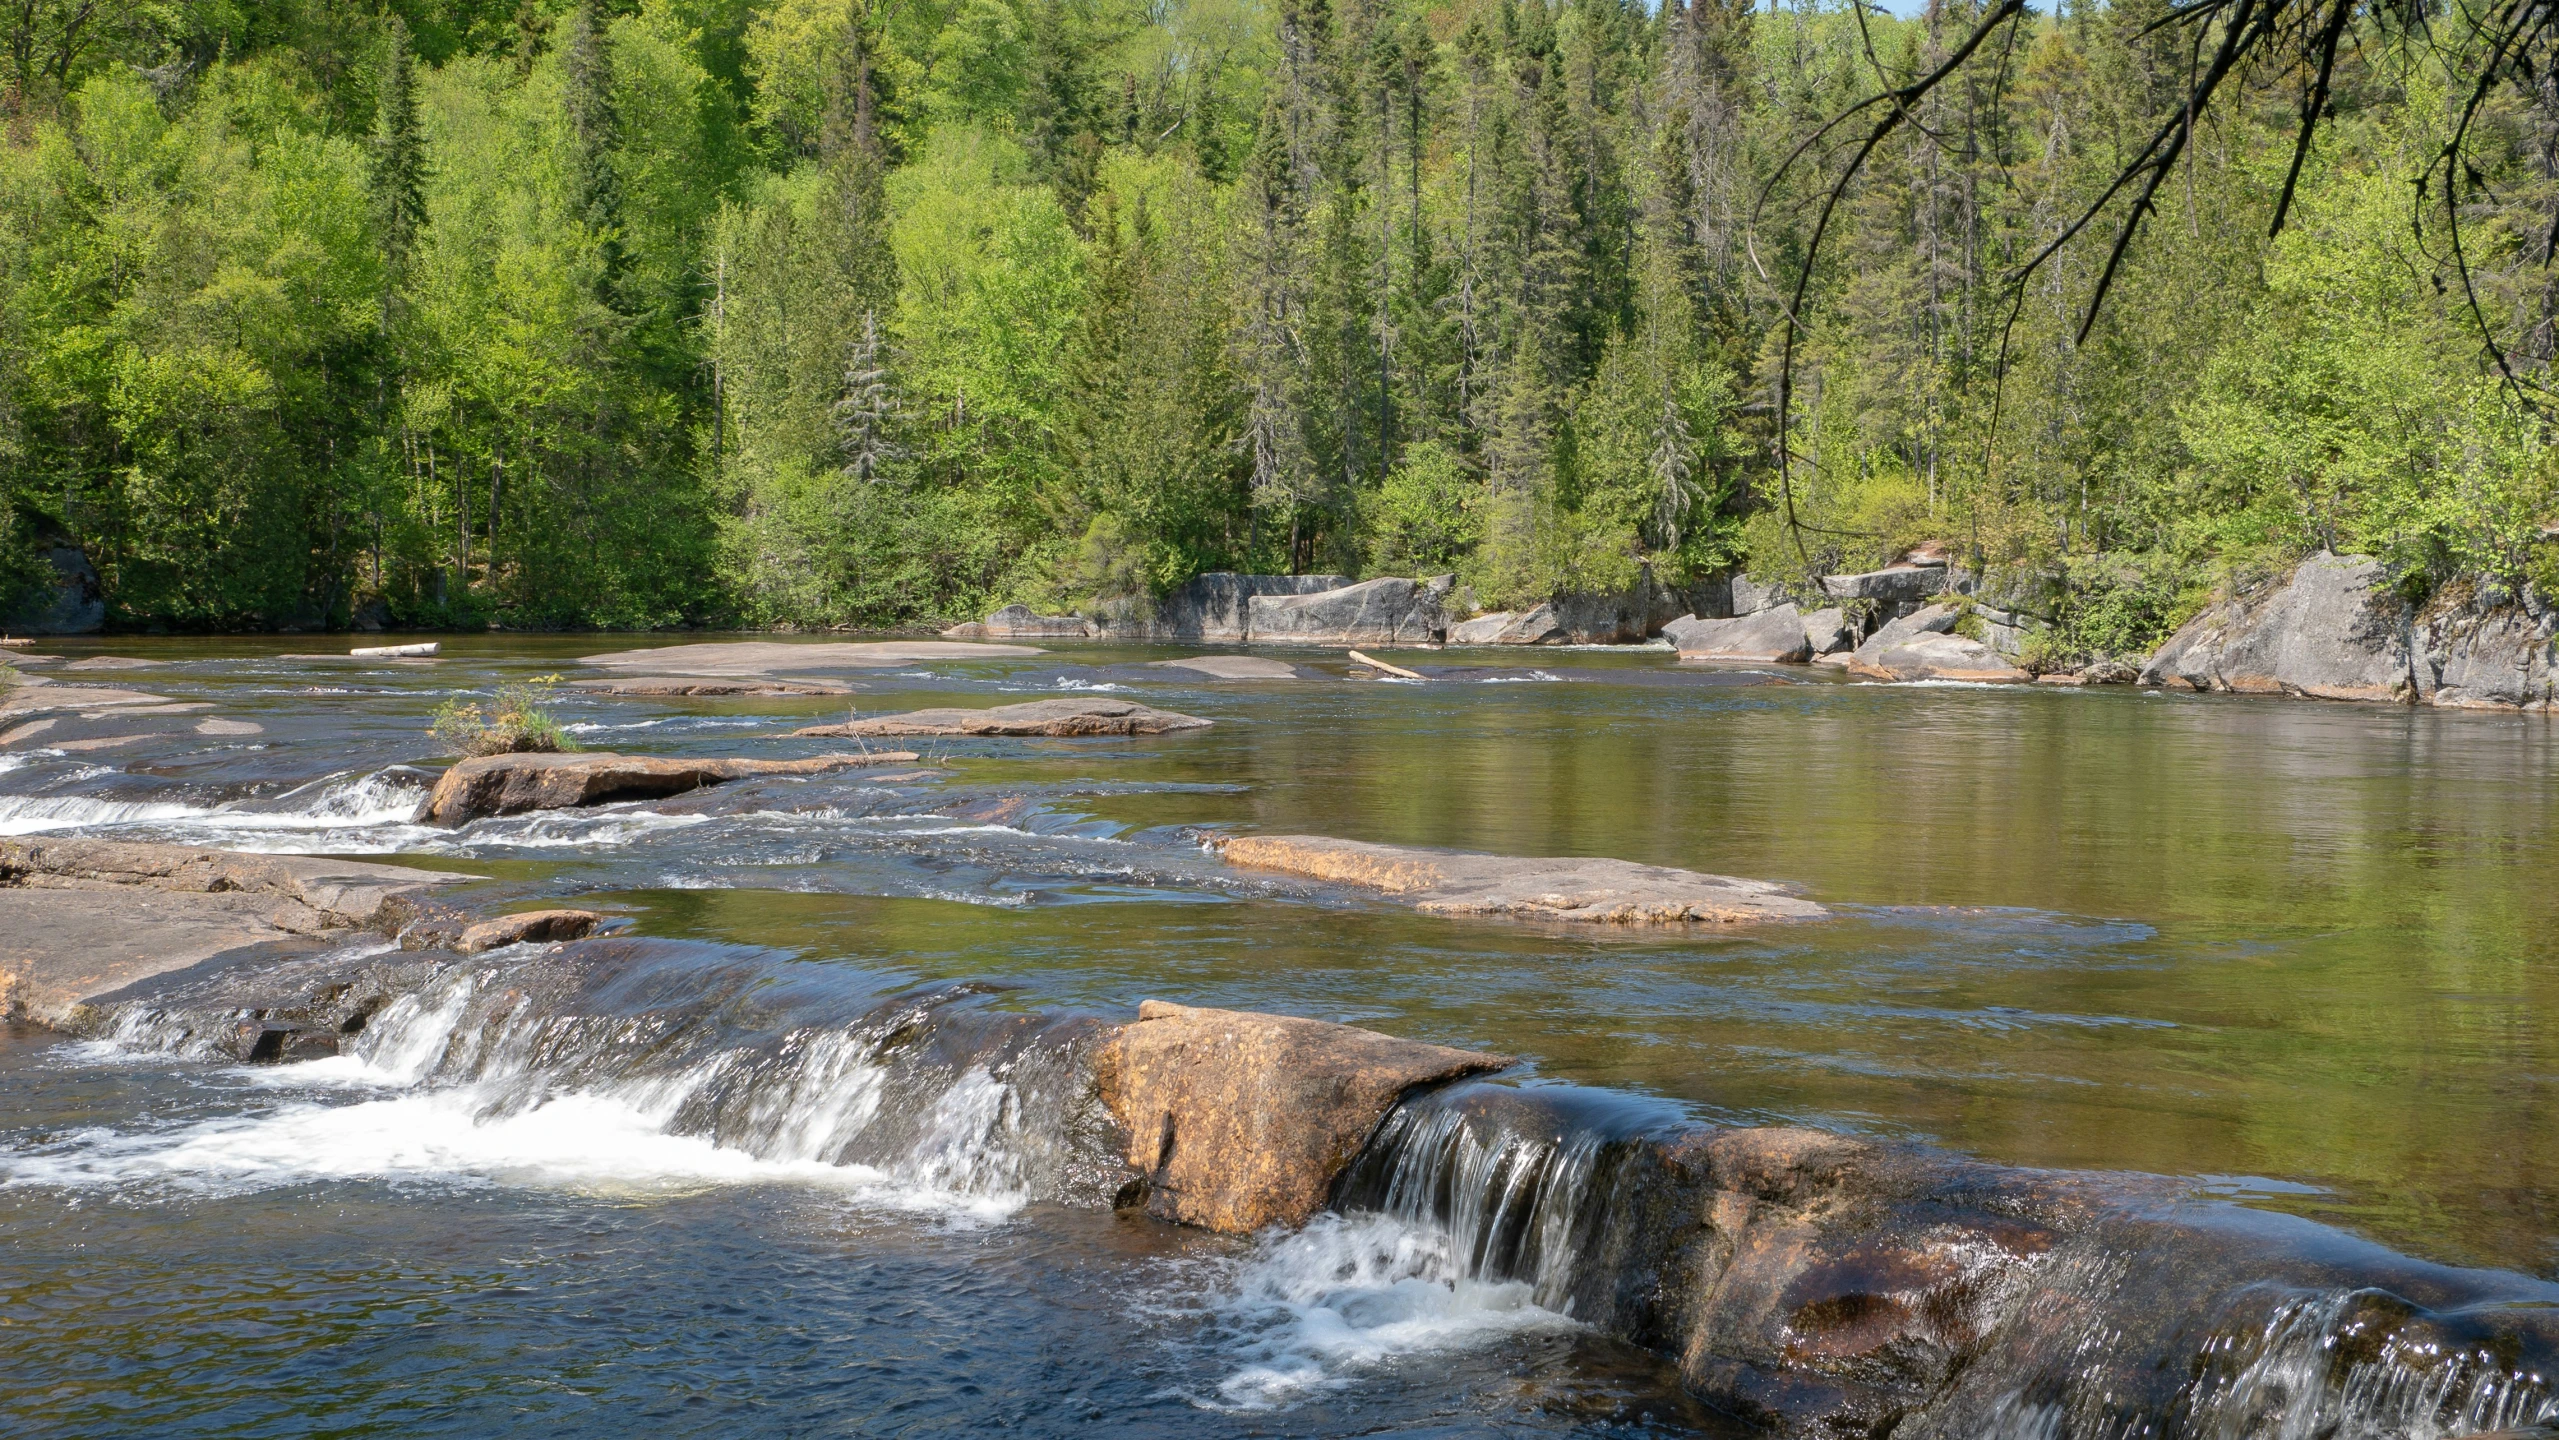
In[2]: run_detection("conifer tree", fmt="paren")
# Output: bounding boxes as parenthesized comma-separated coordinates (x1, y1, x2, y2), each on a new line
(562, 0, 625, 304)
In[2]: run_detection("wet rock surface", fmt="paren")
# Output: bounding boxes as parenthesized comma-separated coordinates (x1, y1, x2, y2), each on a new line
(417, 751, 919, 826)
(792, 697, 1212, 738)
(0, 838, 469, 1024)
(1666, 607, 1813, 663)
(455, 908, 603, 953)
(1094, 999, 1514, 1232)
(1216, 834, 1827, 924)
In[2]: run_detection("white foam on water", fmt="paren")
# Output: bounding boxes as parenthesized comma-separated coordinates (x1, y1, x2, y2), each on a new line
(0, 794, 212, 834)
(1159, 1212, 1579, 1412)
(10, 986, 1028, 1223)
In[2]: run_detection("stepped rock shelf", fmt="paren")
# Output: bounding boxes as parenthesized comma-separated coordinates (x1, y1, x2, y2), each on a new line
(1216, 834, 1827, 924)
(42, 938, 2559, 1440)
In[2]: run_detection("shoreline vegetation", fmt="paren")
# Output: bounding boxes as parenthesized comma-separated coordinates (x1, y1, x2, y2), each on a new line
(3, 0, 2557, 665)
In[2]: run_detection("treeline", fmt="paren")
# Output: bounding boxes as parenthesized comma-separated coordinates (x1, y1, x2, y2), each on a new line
(1, 0, 2553, 645)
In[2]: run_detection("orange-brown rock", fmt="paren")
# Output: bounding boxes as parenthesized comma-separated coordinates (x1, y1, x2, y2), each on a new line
(458, 908, 602, 953)
(792, 697, 1211, 738)
(416, 750, 919, 826)
(1093, 999, 1512, 1232)
(1216, 835, 1826, 924)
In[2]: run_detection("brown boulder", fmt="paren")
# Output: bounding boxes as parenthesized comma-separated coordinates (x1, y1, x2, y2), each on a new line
(416, 750, 920, 826)
(458, 908, 602, 953)
(792, 697, 1211, 738)
(1094, 999, 1512, 1232)
(1217, 835, 1826, 924)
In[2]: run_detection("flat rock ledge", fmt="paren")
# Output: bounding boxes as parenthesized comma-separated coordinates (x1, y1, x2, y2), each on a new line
(793, 697, 1212, 738)
(578, 641, 1044, 676)
(1147, 655, 1303, 680)
(418, 751, 918, 826)
(567, 676, 853, 697)
(1216, 835, 1825, 924)
(0, 838, 471, 1025)
(1095, 999, 1512, 1232)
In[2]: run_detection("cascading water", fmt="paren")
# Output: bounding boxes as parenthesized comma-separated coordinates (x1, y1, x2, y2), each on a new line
(17, 940, 1124, 1220)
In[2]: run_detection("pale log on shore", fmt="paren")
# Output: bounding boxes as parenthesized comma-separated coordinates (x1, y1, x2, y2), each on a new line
(792, 697, 1211, 738)
(0, 838, 473, 1025)
(417, 750, 920, 826)
(1094, 999, 1513, 1232)
(350, 642, 438, 658)
(1216, 834, 1825, 924)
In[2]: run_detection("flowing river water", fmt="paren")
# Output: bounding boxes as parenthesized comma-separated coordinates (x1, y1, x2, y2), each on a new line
(4, 635, 2557, 1437)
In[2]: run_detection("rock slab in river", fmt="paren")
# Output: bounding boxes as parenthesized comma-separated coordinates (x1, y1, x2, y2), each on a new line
(793, 697, 1211, 737)
(0, 838, 470, 1024)
(1665, 606, 1813, 663)
(577, 640, 1045, 675)
(1147, 655, 1302, 679)
(458, 908, 602, 953)
(1848, 632, 2029, 683)
(418, 751, 918, 825)
(1218, 835, 1826, 924)
(568, 676, 854, 696)
(1094, 999, 1513, 1232)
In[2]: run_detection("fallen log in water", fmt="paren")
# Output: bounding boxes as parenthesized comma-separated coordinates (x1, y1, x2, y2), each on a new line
(350, 641, 439, 658)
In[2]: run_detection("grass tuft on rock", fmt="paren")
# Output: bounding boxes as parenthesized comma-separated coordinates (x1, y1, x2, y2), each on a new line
(430, 675, 577, 757)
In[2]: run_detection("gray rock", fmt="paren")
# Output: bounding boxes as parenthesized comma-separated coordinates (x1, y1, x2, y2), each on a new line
(1820, 564, 1947, 606)
(1851, 602, 1960, 664)
(2413, 584, 2559, 709)
(794, 697, 1212, 738)
(1146, 655, 1303, 679)
(1848, 633, 2030, 683)
(579, 641, 1045, 674)
(1665, 605, 1814, 663)
(1729, 573, 1806, 615)
(1801, 606, 1853, 655)
(1448, 604, 1567, 645)
(2139, 554, 2415, 702)
(1, 546, 106, 635)
(1246, 576, 1447, 645)
(942, 604, 1094, 640)
(1094, 573, 1353, 641)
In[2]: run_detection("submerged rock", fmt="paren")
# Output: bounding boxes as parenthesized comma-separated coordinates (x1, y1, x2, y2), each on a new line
(0, 681, 172, 715)
(1665, 606, 1813, 663)
(942, 603, 1096, 640)
(1094, 999, 1513, 1232)
(417, 751, 917, 826)
(792, 697, 1211, 738)
(1245, 575, 1451, 646)
(1146, 655, 1303, 679)
(1216, 834, 1825, 924)
(567, 676, 854, 696)
(0, 838, 470, 1025)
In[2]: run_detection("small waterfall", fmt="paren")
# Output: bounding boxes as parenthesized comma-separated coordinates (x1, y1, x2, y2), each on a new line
(1330, 1081, 1685, 1321)
(49, 941, 1123, 1214)
(2179, 1290, 2558, 1440)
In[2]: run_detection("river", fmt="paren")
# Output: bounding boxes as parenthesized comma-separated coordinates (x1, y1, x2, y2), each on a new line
(3, 635, 2555, 1437)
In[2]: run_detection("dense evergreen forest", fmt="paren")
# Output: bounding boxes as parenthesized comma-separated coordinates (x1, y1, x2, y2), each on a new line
(2, 0, 2555, 648)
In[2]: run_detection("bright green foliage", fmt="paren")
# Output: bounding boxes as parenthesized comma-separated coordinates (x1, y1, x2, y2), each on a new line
(429, 673, 577, 754)
(0, 0, 2552, 633)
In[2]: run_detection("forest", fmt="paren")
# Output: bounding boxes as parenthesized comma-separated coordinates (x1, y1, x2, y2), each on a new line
(1, 0, 2555, 652)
